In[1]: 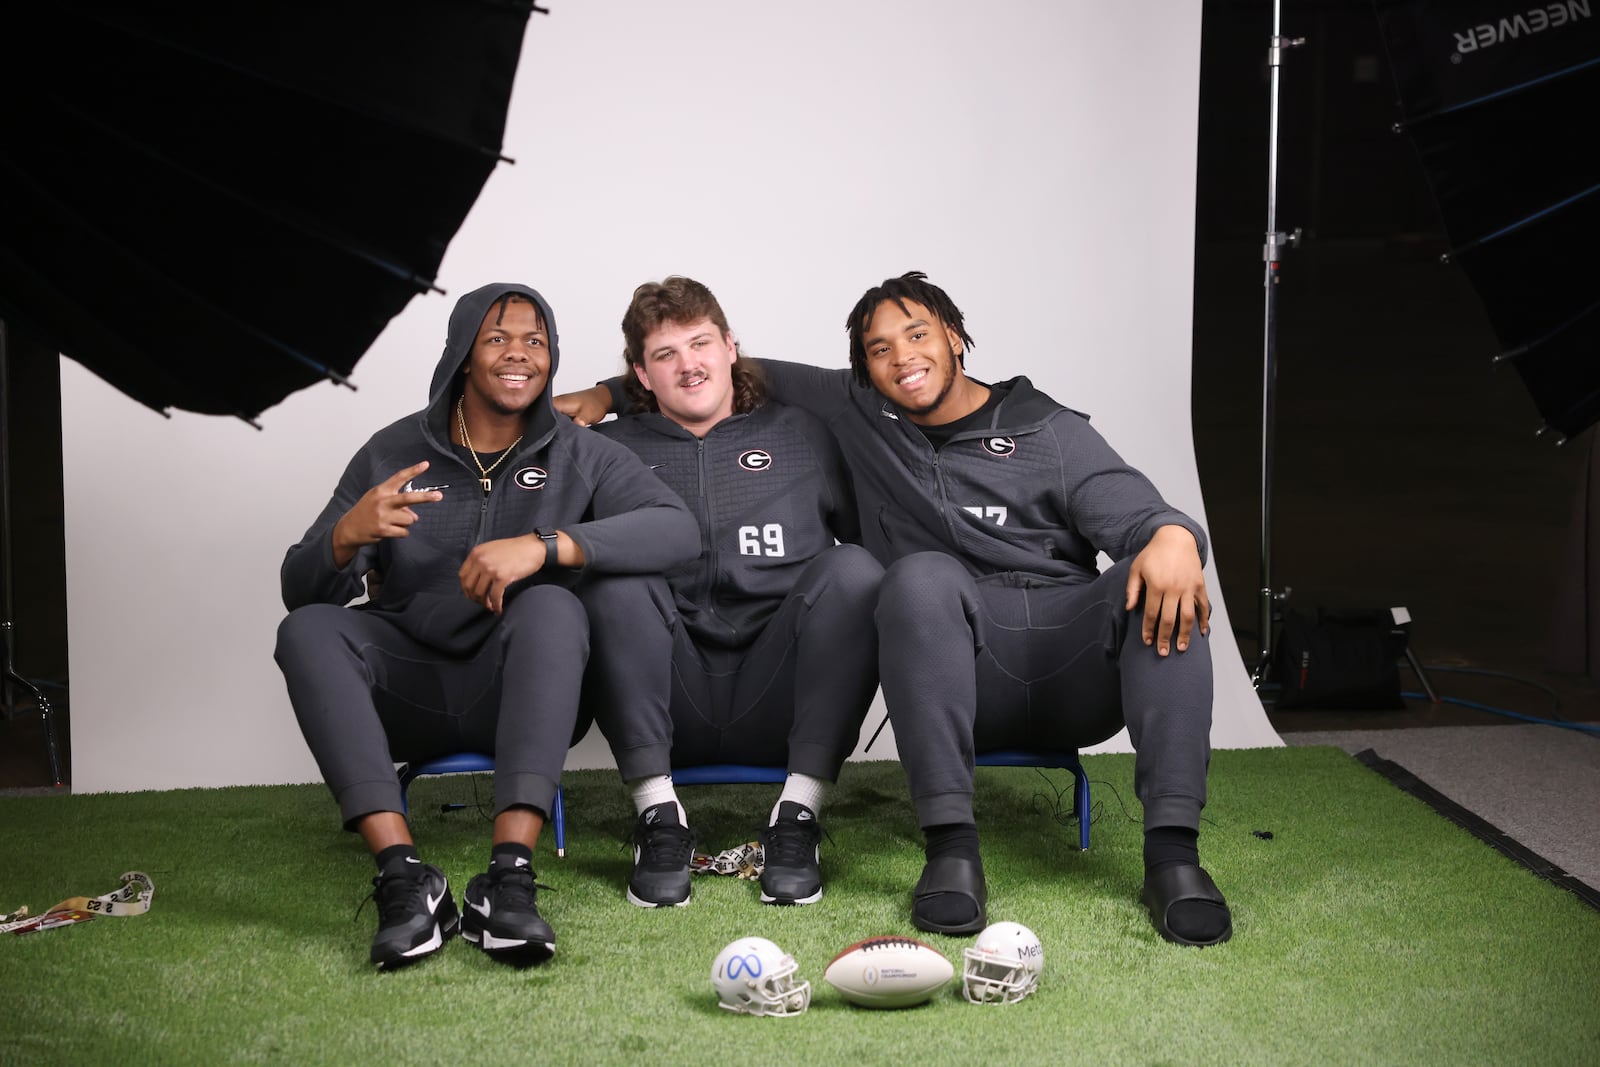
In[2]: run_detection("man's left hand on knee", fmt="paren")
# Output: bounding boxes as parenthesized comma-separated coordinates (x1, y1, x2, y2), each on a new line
(1124, 525, 1210, 655)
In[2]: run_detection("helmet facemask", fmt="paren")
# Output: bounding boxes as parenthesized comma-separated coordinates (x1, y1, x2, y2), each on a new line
(961, 922, 1043, 1004)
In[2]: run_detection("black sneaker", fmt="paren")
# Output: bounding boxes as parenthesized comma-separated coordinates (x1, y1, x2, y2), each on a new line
(461, 860, 556, 963)
(759, 801, 823, 905)
(627, 802, 695, 908)
(368, 861, 458, 969)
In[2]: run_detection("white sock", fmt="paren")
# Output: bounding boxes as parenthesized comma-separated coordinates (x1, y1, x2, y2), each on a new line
(771, 773, 829, 824)
(628, 775, 684, 822)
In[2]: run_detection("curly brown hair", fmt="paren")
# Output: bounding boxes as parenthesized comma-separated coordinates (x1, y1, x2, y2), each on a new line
(620, 276, 767, 415)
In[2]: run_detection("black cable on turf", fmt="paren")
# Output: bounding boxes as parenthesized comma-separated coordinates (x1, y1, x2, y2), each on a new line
(472, 772, 493, 822)
(1027, 768, 1101, 831)
(1088, 778, 1141, 825)
(433, 772, 495, 820)
(1080, 776, 1221, 831)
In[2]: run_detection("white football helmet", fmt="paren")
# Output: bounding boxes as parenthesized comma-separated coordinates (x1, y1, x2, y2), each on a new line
(962, 921, 1043, 1004)
(711, 937, 811, 1016)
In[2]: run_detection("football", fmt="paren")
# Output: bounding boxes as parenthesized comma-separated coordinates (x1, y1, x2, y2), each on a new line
(822, 935, 955, 1008)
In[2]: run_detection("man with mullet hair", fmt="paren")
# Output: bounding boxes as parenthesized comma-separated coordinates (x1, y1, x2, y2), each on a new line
(560, 271, 1229, 947)
(572, 276, 881, 910)
(277, 283, 697, 969)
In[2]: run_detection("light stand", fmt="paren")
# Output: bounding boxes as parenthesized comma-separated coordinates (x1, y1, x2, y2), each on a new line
(0, 318, 64, 786)
(1249, 6, 1439, 707)
(1254, 0, 1304, 686)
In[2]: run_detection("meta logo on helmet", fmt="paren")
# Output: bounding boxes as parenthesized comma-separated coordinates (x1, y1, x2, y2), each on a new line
(514, 467, 548, 490)
(738, 450, 773, 472)
(983, 436, 1016, 457)
(726, 954, 764, 979)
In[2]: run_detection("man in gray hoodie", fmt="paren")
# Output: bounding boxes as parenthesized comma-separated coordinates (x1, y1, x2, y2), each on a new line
(583, 276, 881, 911)
(276, 282, 698, 969)
(560, 271, 1228, 947)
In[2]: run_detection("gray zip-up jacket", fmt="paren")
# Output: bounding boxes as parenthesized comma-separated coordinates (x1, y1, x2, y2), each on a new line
(605, 359, 1203, 583)
(594, 401, 857, 649)
(283, 283, 699, 654)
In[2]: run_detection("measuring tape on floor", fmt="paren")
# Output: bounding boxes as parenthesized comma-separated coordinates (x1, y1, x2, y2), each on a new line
(1, 871, 155, 935)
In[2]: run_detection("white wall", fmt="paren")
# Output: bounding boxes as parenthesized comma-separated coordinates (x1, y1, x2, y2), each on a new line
(62, 0, 1279, 794)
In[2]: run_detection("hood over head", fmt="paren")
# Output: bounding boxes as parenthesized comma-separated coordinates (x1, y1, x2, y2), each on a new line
(424, 282, 561, 447)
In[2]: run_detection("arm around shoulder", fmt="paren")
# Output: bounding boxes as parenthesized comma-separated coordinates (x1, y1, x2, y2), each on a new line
(753, 358, 856, 421)
(553, 381, 618, 426)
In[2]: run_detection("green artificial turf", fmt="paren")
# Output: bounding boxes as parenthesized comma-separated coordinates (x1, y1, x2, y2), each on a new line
(2, 748, 1597, 1066)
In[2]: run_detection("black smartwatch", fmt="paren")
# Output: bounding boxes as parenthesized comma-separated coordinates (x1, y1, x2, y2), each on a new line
(535, 528, 560, 568)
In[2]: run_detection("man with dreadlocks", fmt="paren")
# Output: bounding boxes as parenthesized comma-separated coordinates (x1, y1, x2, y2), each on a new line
(276, 283, 698, 970)
(578, 276, 881, 910)
(558, 271, 1228, 947)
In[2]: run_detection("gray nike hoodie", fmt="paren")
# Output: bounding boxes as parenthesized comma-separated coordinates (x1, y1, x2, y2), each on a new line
(282, 282, 698, 653)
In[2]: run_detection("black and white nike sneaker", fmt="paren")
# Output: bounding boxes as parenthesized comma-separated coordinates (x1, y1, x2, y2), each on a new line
(759, 801, 823, 905)
(461, 859, 556, 964)
(369, 861, 458, 969)
(627, 802, 695, 908)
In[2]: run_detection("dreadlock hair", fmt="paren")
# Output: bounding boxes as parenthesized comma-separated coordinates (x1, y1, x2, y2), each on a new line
(845, 271, 975, 388)
(620, 276, 767, 415)
(491, 290, 540, 327)
(455, 291, 544, 401)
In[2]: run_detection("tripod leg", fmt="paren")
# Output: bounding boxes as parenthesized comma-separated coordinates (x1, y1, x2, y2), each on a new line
(1403, 647, 1440, 705)
(37, 693, 62, 787)
(4, 666, 62, 786)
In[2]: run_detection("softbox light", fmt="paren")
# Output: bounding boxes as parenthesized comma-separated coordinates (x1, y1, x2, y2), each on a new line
(1375, 0, 1600, 439)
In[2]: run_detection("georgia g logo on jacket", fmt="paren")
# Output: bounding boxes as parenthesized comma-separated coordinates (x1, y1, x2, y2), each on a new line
(982, 436, 1016, 457)
(514, 467, 549, 490)
(738, 449, 773, 472)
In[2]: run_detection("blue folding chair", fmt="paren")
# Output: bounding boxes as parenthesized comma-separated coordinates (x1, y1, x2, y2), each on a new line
(606, 758, 1085, 849)
(397, 756, 787, 859)
(976, 749, 1091, 850)
(522, 762, 791, 861)
(398, 753, 1088, 856)
(671, 764, 787, 787)
(397, 753, 570, 858)
(865, 715, 1093, 850)
(558, 763, 785, 850)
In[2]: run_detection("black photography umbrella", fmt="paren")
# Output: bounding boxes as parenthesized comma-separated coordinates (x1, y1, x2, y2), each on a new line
(1375, 0, 1600, 440)
(0, 0, 539, 422)
(0, 1, 537, 782)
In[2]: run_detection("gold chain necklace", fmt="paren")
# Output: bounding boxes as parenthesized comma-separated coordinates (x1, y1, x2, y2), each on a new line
(456, 395, 523, 493)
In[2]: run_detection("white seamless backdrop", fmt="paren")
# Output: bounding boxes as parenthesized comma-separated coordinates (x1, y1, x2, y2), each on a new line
(63, 0, 1279, 794)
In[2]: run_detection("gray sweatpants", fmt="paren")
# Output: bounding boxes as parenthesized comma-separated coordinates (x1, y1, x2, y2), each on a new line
(274, 584, 590, 828)
(875, 551, 1213, 832)
(580, 544, 883, 782)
